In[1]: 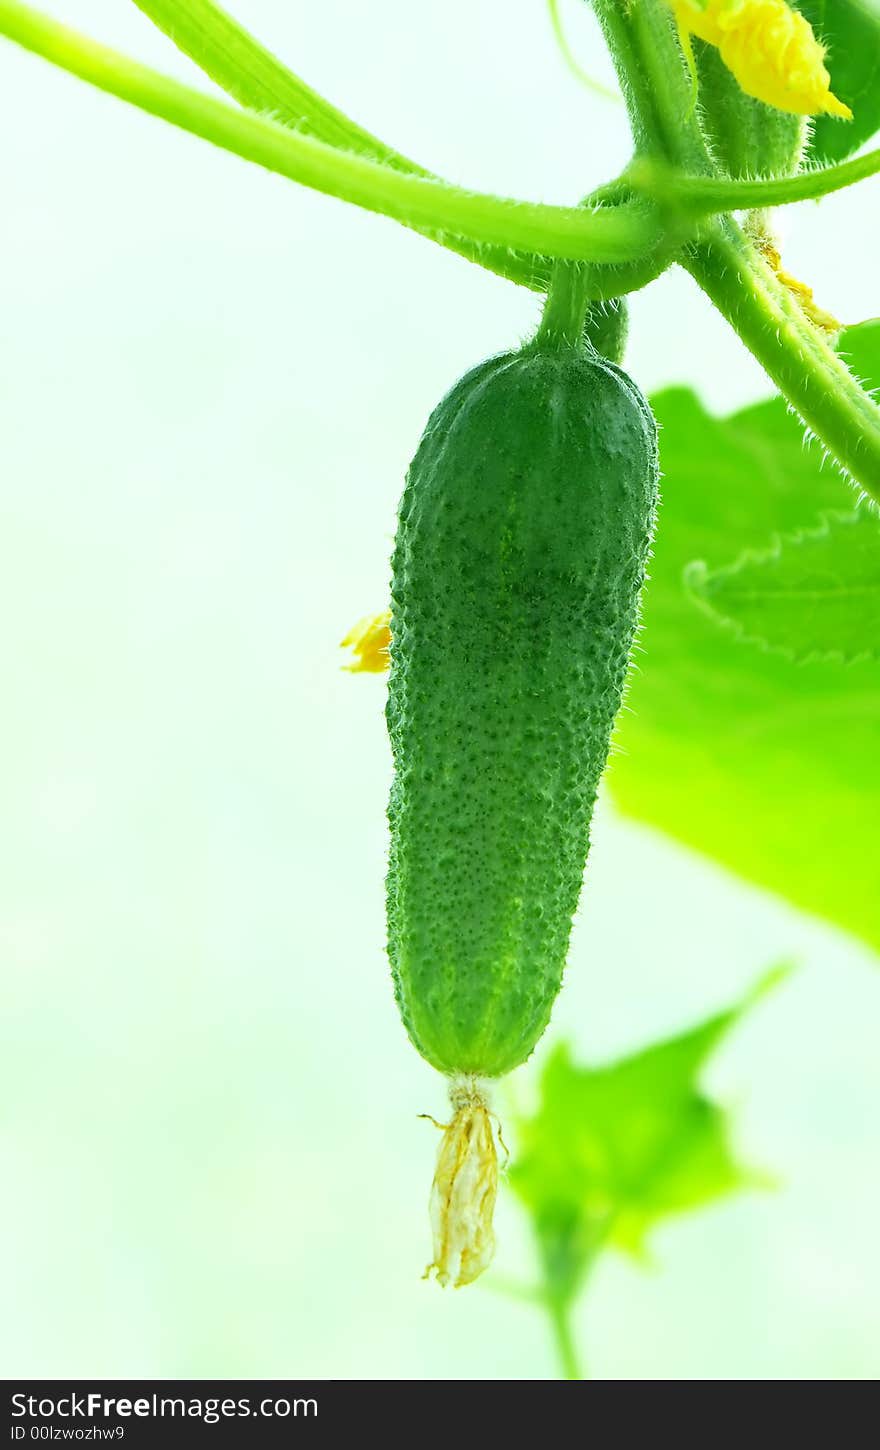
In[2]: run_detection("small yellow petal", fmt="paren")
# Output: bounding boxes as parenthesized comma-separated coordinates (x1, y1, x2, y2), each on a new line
(340, 610, 392, 673)
(821, 91, 853, 121)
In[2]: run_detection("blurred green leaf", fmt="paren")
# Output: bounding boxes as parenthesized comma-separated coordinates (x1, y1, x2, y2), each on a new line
(510, 969, 782, 1302)
(686, 507, 880, 662)
(611, 322, 880, 953)
(799, 0, 880, 163)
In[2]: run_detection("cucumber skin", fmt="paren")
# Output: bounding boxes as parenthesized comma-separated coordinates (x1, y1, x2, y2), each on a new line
(386, 345, 658, 1078)
(694, 39, 806, 180)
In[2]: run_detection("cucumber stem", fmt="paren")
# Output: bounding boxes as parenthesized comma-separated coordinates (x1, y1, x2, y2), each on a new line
(534, 261, 594, 351)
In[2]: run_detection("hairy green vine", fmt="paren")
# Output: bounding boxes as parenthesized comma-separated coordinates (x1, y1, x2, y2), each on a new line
(0, 0, 876, 500)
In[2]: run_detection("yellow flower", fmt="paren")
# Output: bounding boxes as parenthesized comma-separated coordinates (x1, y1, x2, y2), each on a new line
(674, 0, 852, 117)
(340, 610, 392, 673)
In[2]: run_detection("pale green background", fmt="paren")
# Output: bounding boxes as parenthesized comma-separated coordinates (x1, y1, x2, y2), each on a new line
(1, 0, 878, 1380)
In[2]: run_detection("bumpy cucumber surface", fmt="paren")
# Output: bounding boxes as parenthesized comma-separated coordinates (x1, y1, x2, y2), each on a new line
(694, 38, 806, 180)
(386, 341, 658, 1078)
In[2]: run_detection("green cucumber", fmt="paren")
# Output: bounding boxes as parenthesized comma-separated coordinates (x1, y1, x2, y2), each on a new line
(386, 333, 658, 1079)
(693, 36, 806, 180)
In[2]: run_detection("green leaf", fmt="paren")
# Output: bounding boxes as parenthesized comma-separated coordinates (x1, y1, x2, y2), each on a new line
(686, 507, 880, 662)
(799, 0, 880, 163)
(611, 321, 880, 953)
(510, 969, 782, 1301)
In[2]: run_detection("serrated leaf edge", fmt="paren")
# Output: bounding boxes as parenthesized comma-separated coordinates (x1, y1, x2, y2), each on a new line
(683, 507, 880, 664)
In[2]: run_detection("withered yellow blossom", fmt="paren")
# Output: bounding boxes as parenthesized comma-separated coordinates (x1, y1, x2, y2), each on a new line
(425, 1081, 499, 1288)
(340, 610, 392, 673)
(674, 0, 852, 117)
(758, 236, 842, 335)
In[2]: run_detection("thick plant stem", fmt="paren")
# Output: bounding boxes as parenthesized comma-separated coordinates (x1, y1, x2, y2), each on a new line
(588, 0, 663, 153)
(686, 222, 880, 505)
(590, 0, 711, 170)
(534, 261, 594, 350)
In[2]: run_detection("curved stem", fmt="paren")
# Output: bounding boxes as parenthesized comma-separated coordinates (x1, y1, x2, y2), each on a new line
(547, 0, 621, 103)
(132, 0, 547, 290)
(573, 244, 679, 298)
(686, 221, 880, 505)
(132, 0, 415, 165)
(636, 148, 880, 215)
(0, 1, 660, 265)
